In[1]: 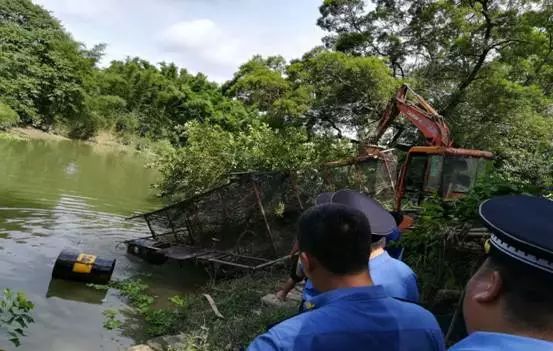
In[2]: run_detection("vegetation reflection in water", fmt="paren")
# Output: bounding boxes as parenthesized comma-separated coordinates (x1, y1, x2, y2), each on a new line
(0, 138, 205, 351)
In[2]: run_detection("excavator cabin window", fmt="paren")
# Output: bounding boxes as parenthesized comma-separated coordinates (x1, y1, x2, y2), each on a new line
(401, 152, 490, 208)
(441, 157, 482, 196)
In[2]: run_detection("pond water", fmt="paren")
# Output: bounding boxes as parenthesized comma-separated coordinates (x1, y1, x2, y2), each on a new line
(0, 138, 204, 351)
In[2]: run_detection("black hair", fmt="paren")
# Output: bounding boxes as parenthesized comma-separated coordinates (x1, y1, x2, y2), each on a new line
(486, 251, 553, 331)
(297, 203, 371, 275)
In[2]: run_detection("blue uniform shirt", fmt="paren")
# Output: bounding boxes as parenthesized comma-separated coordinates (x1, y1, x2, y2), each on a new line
(369, 251, 420, 302)
(248, 285, 445, 351)
(449, 332, 553, 351)
(302, 251, 420, 302)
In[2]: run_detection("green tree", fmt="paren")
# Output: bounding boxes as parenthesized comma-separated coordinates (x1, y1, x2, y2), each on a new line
(223, 55, 289, 112)
(223, 55, 311, 129)
(93, 58, 252, 143)
(224, 51, 398, 137)
(317, 0, 553, 186)
(0, 0, 96, 130)
(318, 0, 550, 116)
(287, 50, 398, 137)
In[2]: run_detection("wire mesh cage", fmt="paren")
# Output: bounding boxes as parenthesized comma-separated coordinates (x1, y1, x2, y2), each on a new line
(134, 150, 397, 260)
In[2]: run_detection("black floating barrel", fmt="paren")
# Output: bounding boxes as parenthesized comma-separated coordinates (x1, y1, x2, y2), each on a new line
(52, 249, 116, 284)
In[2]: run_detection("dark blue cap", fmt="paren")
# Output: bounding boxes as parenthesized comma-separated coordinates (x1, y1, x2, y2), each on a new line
(479, 195, 553, 274)
(315, 189, 396, 237)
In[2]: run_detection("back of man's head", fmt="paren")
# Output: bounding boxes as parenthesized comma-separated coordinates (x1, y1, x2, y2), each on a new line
(463, 195, 553, 340)
(298, 203, 371, 275)
(464, 252, 553, 335)
(487, 253, 553, 331)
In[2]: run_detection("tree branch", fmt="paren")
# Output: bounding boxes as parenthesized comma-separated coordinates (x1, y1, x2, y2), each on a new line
(440, 0, 494, 117)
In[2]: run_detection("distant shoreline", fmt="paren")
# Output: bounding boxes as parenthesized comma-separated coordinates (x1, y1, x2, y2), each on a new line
(1, 127, 163, 158)
(2, 127, 69, 141)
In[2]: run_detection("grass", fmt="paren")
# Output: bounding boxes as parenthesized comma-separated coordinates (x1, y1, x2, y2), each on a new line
(108, 269, 296, 350)
(179, 270, 295, 350)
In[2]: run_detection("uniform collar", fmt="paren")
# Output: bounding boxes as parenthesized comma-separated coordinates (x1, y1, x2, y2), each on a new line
(305, 285, 387, 310)
(370, 251, 391, 266)
(452, 332, 553, 350)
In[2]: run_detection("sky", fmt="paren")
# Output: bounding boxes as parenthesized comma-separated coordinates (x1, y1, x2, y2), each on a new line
(31, 0, 326, 82)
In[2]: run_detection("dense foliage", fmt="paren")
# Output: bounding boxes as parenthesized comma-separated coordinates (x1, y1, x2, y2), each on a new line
(155, 120, 354, 197)
(0, 0, 97, 134)
(90, 59, 252, 144)
(318, 0, 553, 186)
(0, 0, 551, 194)
(399, 173, 551, 302)
(0, 102, 18, 129)
(0, 0, 251, 140)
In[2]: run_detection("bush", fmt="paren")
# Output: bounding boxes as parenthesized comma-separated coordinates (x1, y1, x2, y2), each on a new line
(399, 171, 549, 302)
(115, 112, 140, 135)
(155, 120, 353, 199)
(67, 111, 102, 139)
(0, 102, 20, 130)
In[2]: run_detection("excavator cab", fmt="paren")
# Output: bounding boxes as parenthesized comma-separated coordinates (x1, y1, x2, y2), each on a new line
(358, 84, 494, 211)
(395, 146, 493, 210)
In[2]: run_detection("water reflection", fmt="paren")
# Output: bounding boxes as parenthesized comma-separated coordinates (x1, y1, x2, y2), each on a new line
(47, 279, 108, 305)
(0, 138, 175, 351)
(0, 138, 161, 215)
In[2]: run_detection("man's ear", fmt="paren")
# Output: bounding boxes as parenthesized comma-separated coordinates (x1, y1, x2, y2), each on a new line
(473, 269, 503, 303)
(300, 252, 314, 278)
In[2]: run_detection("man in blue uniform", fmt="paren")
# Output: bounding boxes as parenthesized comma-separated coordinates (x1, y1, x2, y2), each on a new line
(248, 203, 445, 351)
(277, 190, 419, 304)
(449, 195, 553, 351)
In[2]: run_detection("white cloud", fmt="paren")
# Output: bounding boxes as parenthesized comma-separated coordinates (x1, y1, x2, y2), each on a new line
(159, 19, 243, 68)
(31, 0, 325, 82)
(33, 0, 113, 21)
(158, 18, 324, 81)
(161, 20, 221, 50)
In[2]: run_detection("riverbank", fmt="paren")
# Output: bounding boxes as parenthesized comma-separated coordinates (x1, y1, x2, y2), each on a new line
(0, 127, 69, 141)
(119, 270, 296, 351)
(0, 127, 169, 158)
(1, 127, 123, 146)
(1, 127, 122, 146)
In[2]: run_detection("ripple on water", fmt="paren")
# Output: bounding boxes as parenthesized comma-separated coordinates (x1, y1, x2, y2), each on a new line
(0, 138, 164, 351)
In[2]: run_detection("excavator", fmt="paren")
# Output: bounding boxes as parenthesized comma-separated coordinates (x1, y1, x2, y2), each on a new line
(362, 84, 494, 211)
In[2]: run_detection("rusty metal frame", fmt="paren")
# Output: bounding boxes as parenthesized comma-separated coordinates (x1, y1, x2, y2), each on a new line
(408, 146, 494, 159)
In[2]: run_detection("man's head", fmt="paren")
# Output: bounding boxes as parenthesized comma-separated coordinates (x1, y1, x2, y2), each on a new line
(298, 203, 372, 291)
(463, 252, 553, 336)
(314, 190, 397, 249)
(463, 195, 553, 340)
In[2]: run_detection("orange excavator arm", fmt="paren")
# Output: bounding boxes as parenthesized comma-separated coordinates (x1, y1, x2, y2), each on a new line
(369, 84, 453, 147)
